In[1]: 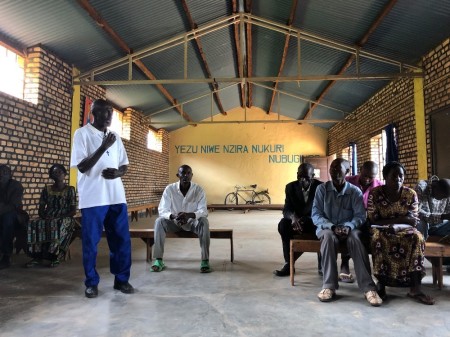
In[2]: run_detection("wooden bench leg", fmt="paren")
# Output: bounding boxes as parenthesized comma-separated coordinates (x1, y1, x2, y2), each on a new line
(431, 258, 437, 287)
(140, 238, 154, 262)
(290, 241, 295, 286)
(131, 211, 138, 222)
(437, 257, 443, 290)
(429, 257, 443, 290)
(230, 236, 234, 262)
(148, 238, 154, 262)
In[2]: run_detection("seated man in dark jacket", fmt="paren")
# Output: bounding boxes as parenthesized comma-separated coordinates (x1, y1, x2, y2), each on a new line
(0, 164, 25, 269)
(274, 163, 323, 276)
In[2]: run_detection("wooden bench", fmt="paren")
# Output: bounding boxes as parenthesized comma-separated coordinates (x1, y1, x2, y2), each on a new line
(423, 241, 450, 289)
(289, 235, 449, 288)
(289, 234, 348, 286)
(208, 204, 284, 213)
(128, 202, 159, 222)
(70, 228, 234, 263)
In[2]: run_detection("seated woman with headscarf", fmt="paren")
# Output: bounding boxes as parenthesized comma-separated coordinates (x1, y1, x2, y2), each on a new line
(367, 161, 434, 305)
(26, 164, 76, 267)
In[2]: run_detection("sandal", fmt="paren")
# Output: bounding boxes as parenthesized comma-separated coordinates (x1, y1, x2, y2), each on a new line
(151, 259, 165, 272)
(317, 288, 335, 302)
(25, 259, 41, 268)
(407, 292, 435, 305)
(200, 260, 211, 273)
(338, 273, 355, 283)
(49, 260, 60, 268)
(365, 290, 383, 307)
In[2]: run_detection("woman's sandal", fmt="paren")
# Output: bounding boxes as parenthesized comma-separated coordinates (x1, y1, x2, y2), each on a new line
(200, 260, 211, 273)
(407, 292, 435, 305)
(338, 273, 355, 283)
(151, 259, 165, 272)
(25, 259, 41, 268)
(49, 260, 60, 268)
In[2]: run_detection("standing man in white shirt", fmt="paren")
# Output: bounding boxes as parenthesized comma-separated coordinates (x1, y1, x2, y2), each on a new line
(152, 164, 210, 273)
(71, 99, 134, 298)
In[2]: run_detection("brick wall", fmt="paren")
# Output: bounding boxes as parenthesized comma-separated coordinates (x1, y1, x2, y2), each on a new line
(121, 108, 169, 206)
(328, 38, 450, 187)
(0, 46, 169, 216)
(0, 46, 72, 215)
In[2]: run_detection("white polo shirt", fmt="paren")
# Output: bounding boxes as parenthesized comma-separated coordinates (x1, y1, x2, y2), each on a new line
(70, 123, 129, 209)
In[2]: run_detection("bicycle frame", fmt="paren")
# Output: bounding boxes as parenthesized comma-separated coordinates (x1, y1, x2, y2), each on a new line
(224, 185, 271, 205)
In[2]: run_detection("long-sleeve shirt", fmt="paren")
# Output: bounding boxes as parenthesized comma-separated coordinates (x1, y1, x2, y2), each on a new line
(312, 181, 366, 236)
(345, 175, 383, 209)
(158, 181, 208, 228)
(415, 180, 450, 225)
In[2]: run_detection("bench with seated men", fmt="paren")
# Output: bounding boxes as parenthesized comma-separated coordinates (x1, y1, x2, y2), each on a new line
(289, 234, 450, 289)
(68, 219, 234, 263)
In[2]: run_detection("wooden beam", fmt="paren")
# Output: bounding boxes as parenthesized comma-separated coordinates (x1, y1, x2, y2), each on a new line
(268, 0, 298, 114)
(245, 0, 253, 108)
(302, 0, 398, 120)
(232, 0, 245, 108)
(76, 0, 193, 123)
(181, 0, 226, 115)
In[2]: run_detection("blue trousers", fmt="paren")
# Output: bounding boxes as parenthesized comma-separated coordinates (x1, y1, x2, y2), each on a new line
(81, 204, 131, 287)
(417, 220, 450, 240)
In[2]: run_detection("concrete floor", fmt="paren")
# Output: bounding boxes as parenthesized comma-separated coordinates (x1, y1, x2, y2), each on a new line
(1, 210, 449, 337)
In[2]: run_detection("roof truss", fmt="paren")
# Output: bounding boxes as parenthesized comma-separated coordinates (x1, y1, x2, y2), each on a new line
(73, 12, 422, 127)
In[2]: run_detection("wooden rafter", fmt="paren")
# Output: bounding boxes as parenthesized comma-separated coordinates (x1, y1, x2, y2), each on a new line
(232, 0, 245, 108)
(181, 0, 226, 115)
(76, 0, 193, 123)
(267, 0, 298, 114)
(302, 0, 398, 120)
(245, 0, 253, 108)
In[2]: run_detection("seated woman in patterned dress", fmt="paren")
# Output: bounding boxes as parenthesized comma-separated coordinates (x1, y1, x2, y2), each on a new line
(26, 164, 77, 267)
(367, 161, 434, 305)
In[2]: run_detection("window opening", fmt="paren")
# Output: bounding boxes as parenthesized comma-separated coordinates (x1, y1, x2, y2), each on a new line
(147, 129, 163, 152)
(109, 108, 124, 138)
(0, 43, 25, 99)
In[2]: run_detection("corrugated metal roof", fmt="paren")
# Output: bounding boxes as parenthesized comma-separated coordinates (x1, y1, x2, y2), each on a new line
(0, 0, 448, 131)
(363, 0, 450, 64)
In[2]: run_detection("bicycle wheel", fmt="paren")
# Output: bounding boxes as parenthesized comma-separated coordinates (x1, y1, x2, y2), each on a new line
(224, 193, 238, 205)
(253, 193, 271, 205)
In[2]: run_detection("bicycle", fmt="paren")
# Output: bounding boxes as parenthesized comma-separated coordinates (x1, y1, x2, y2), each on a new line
(224, 184, 271, 205)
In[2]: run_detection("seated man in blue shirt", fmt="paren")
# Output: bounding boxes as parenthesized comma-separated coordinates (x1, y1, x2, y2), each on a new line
(152, 164, 210, 273)
(312, 158, 382, 306)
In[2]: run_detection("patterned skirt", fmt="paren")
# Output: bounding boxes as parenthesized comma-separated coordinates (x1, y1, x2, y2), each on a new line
(27, 217, 76, 261)
(370, 228, 426, 287)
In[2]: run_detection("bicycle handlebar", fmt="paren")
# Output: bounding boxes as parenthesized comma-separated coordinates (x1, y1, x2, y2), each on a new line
(234, 184, 269, 194)
(235, 184, 257, 189)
